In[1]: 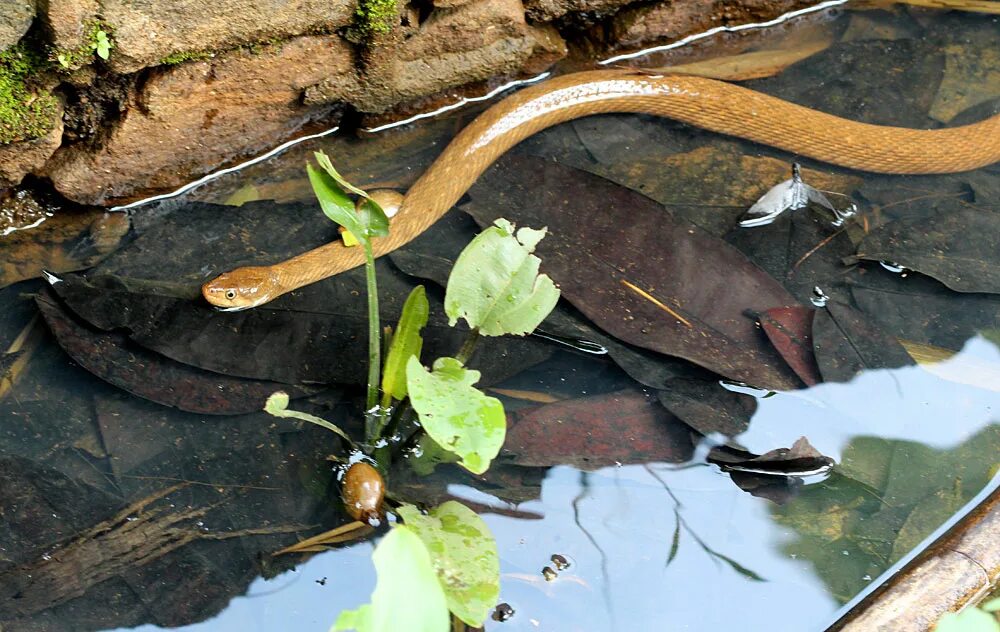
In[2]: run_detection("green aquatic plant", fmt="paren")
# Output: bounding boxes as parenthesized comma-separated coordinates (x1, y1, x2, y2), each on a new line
(264, 151, 559, 630)
(935, 598, 1000, 632)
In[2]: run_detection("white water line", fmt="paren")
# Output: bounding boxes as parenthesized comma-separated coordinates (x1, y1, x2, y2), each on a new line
(111, 125, 342, 211)
(110, 0, 846, 212)
(599, 0, 849, 65)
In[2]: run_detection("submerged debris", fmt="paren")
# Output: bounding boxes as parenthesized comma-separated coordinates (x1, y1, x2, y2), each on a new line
(707, 436, 835, 477)
(739, 163, 857, 228)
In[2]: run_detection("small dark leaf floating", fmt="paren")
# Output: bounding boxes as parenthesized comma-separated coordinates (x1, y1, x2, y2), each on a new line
(848, 268, 1000, 349)
(707, 437, 834, 477)
(45, 266, 549, 387)
(36, 289, 318, 415)
(751, 306, 822, 386)
(852, 208, 1000, 295)
(463, 154, 803, 391)
(812, 301, 915, 383)
(655, 378, 756, 437)
(501, 389, 694, 469)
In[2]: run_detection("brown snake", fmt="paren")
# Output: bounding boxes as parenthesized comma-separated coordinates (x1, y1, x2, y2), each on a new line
(202, 69, 1000, 310)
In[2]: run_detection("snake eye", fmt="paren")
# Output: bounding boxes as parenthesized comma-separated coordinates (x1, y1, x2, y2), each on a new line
(225, 289, 236, 300)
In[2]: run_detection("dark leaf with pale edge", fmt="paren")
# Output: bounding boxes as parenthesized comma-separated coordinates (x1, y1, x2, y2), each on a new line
(753, 306, 822, 386)
(848, 267, 1000, 349)
(708, 437, 834, 477)
(461, 154, 803, 391)
(853, 208, 1000, 295)
(36, 289, 319, 415)
(46, 265, 550, 387)
(501, 389, 694, 468)
(812, 301, 915, 383)
(655, 378, 756, 437)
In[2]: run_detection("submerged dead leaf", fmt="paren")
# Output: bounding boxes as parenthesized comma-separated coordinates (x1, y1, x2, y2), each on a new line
(929, 41, 1000, 123)
(812, 301, 915, 383)
(501, 389, 694, 468)
(36, 289, 318, 415)
(463, 155, 803, 391)
(853, 208, 1000, 295)
(753, 306, 822, 387)
(640, 36, 833, 81)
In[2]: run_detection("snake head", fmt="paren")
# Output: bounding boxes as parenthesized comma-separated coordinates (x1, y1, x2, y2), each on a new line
(201, 266, 280, 311)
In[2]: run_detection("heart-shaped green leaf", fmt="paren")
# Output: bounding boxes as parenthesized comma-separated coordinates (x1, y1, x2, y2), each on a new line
(405, 356, 505, 474)
(398, 501, 500, 627)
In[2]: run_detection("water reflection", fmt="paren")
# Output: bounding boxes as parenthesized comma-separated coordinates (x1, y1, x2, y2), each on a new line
(105, 336, 1000, 632)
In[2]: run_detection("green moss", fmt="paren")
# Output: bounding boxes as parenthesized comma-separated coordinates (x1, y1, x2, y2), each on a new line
(355, 0, 399, 37)
(0, 44, 59, 144)
(160, 50, 214, 65)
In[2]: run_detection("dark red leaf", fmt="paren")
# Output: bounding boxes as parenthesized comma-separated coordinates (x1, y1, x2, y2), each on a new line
(754, 306, 822, 386)
(501, 389, 694, 468)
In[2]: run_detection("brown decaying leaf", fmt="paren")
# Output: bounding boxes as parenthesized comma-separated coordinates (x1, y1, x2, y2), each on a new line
(463, 155, 803, 391)
(812, 302, 915, 383)
(853, 208, 1000, 295)
(753, 306, 822, 387)
(708, 436, 835, 476)
(638, 36, 834, 82)
(501, 389, 694, 468)
(36, 289, 318, 415)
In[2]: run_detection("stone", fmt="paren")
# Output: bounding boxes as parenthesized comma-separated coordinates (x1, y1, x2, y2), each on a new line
(523, 0, 633, 22)
(0, 0, 34, 51)
(37, 0, 98, 58)
(0, 102, 63, 190)
(611, 0, 813, 49)
(39, 0, 356, 74)
(307, 0, 567, 113)
(44, 36, 359, 205)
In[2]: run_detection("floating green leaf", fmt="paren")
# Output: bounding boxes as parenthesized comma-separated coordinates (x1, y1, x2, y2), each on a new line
(381, 286, 429, 404)
(398, 501, 500, 627)
(405, 356, 505, 474)
(264, 392, 353, 445)
(333, 525, 450, 632)
(445, 219, 559, 337)
(935, 607, 1000, 632)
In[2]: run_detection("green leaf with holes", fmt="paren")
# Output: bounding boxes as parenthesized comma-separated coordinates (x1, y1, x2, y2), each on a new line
(445, 218, 559, 336)
(333, 525, 449, 632)
(398, 501, 500, 627)
(405, 356, 505, 474)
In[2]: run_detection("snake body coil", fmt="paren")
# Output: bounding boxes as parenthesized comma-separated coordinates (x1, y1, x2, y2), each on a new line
(203, 69, 1000, 309)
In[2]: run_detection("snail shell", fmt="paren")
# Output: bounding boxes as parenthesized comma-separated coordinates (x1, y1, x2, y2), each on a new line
(341, 462, 385, 526)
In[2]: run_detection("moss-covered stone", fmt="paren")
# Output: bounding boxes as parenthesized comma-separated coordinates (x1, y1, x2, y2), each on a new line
(0, 43, 59, 144)
(355, 0, 399, 37)
(160, 50, 215, 65)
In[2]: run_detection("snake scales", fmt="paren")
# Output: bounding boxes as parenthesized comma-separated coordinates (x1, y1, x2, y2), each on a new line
(202, 69, 1000, 310)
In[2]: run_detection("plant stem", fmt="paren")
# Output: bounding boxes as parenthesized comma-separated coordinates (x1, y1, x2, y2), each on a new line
(363, 239, 381, 437)
(455, 328, 481, 365)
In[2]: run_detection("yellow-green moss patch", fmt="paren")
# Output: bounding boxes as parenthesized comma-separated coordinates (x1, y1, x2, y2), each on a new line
(0, 44, 59, 144)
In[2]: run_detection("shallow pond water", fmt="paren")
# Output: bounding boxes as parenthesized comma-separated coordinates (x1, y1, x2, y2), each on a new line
(2, 5, 1000, 632)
